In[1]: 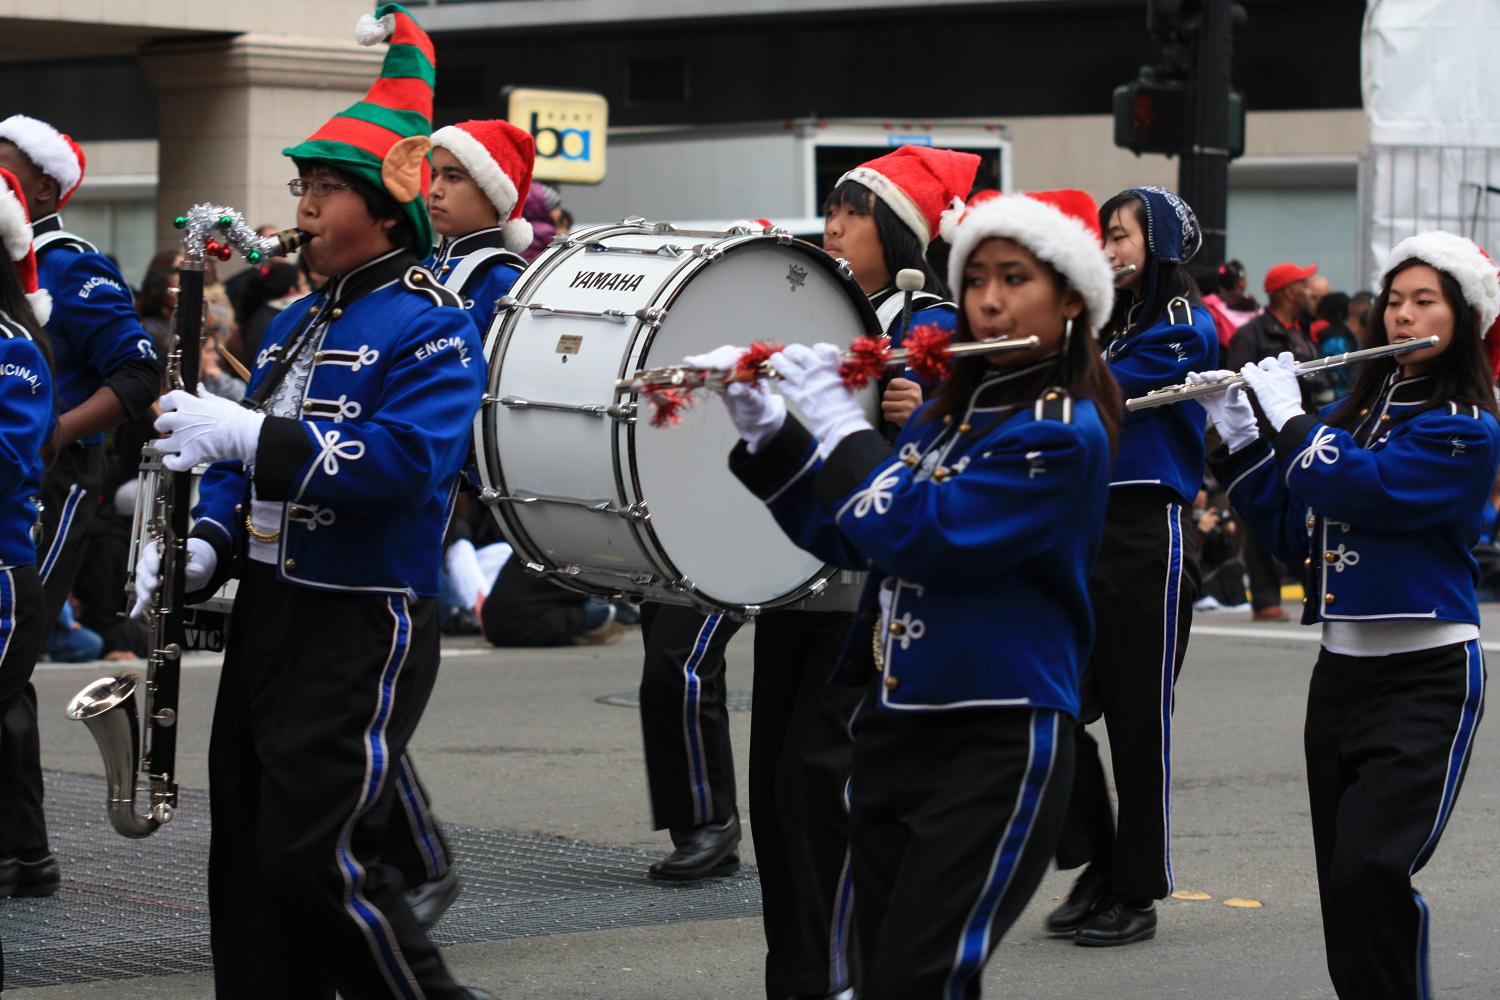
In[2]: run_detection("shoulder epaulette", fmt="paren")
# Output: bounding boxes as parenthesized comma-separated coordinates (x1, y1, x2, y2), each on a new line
(0, 315, 32, 341)
(1033, 386, 1073, 424)
(403, 265, 462, 308)
(1166, 295, 1193, 329)
(1447, 401, 1483, 419)
(35, 236, 97, 257)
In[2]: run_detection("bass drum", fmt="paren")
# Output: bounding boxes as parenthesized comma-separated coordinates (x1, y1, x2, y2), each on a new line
(474, 219, 877, 615)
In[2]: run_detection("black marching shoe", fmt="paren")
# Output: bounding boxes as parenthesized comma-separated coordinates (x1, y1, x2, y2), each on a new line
(1073, 894, 1156, 947)
(0, 856, 17, 896)
(7, 854, 60, 898)
(1044, 865, 1107, 936)
(404, 866, 461, 930)
(648, 814, 741, 881)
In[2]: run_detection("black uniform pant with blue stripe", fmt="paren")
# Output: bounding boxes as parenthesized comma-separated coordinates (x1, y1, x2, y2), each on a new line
(0, 564, 45, 991)
(1306, 640, 1485, 1000)
(208, 562, 468, 1000)
(850, 693, 1073, 1000)
(1056, 486, 1200, 902)
(638, 603, 741, 830)
(0, 443, 104, 861)
(751, 609, 862, 999)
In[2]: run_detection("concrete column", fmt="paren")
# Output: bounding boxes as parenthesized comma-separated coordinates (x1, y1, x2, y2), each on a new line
(140, 33, 383, 253)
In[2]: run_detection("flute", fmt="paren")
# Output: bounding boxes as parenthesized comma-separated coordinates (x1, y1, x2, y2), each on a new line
(1125, 336, 1441, 411)
(1113, 264, 1137, 280)
(615, 336, 1042, 395)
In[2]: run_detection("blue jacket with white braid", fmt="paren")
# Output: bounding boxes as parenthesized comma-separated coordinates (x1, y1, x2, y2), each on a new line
(0, 313, 53, 568)
(1211, 372, 1500, 625)
(730, 369, 1111, 716)
(190, 250, 484, 597)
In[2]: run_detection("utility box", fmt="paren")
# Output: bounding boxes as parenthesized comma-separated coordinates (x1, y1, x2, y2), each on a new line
(555, 118, 1012, 228)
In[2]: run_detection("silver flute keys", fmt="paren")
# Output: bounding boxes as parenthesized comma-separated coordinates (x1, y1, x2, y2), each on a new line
(1125, 336, 1442, 411)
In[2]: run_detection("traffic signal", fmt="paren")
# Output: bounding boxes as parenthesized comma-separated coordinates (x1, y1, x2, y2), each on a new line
(1113, 78, 1186, 156)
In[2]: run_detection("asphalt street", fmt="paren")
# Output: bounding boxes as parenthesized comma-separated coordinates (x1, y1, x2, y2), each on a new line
(5, 608, 1500, 999)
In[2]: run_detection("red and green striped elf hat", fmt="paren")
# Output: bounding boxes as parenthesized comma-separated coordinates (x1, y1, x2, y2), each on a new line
(283, 2, 437, 254)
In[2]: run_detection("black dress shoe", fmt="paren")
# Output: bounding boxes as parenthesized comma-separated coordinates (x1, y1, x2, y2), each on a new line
(1044, 865, 1107, 936)
(1073, 894, 1156, 947)
(404, 866, 461, 930)
(0, 856, 17, 896)
(9, 854, 60, 898)
(648, 814, 741, 881)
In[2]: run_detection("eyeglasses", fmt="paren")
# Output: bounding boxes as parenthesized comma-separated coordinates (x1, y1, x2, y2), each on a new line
(288, 178, 353, 198)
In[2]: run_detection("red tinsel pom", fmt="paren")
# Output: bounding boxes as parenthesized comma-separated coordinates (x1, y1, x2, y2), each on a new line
(904, 323, 955, 384)
(839, 337, 889, 389)
(647, 387, 697, 428)
(737, 340, 783, 376)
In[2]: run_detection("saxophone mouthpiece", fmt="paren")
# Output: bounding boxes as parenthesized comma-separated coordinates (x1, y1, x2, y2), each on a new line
(267, 228, 310, 257)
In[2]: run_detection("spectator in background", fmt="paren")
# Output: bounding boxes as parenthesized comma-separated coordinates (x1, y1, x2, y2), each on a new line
(1190, 487, 1249, 614)
(1348, 289, 1375, 347)
(1227, 262, 1321, 622)
(221, 223, 279, 310)
(233, 261, 307, 368)
(136, 250, 179, 357)
(554, 207, 573, 237)
(71, 481, 149, 660)
(1304, 272, 1331, 331)
(199, 297, 245, 402)
(42, 601, 103, 664)
(1313, 292, 1358, 400)
(519, 183, 558, 262)
(482, 556, 625, 647)
(1204, 259, 1260, 327)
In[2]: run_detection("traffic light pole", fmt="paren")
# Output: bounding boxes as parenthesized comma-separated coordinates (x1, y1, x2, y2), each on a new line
(1177, 0, 1234, 266)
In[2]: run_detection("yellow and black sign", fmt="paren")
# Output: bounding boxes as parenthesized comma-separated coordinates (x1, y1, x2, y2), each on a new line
(502, 87, 609, 185)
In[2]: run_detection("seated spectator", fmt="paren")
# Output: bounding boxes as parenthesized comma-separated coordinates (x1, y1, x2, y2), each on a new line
(482, 556, 626, 647)
(44, 601, 104, 663)
(73, 481, 150, 659)
(1191, 488, 1250, 614)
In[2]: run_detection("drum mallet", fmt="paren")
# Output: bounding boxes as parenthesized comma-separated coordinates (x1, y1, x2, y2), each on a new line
(895, 267, 925, 341)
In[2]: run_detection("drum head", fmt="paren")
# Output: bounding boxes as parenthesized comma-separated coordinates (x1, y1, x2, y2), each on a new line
(629, 239, 876, 608)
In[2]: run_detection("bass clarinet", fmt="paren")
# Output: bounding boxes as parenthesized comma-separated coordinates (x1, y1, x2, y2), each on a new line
(65, 208, 305, 838)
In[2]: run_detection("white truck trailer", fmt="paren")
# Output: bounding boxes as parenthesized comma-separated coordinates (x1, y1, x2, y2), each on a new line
(558, 117, 1013, 232)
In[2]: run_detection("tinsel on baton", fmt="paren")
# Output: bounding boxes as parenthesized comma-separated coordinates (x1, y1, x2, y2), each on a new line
(839, 337, 889, 389)
(737, 340, 783, 379)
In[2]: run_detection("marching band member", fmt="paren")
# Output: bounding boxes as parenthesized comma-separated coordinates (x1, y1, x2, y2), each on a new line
(1046, 187, 1218, 946)
(0, 169, 55, 910)
(378, 117, 539, 933)
(0, 114, 161, 900)
(1199, 231, 1500, 1000)
(425, 118, 534, 338)
(134, 6, 490, 996)
(742, 145, 979, 1000)
(702, 188, 1119, 998)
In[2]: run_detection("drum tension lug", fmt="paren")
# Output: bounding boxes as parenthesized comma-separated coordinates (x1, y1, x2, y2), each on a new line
(635, 308, 665, 327)
(619, 502, 650, 523)
(523, 561, 548, 576)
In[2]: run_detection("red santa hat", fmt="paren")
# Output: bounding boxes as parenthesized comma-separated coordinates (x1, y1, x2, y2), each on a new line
(0, 115, 86, 208)
(940, 188, 1114, 338)
(837, 145, 980, 247)
(430, 119, 537, 253)
(0, 168, 51, 326)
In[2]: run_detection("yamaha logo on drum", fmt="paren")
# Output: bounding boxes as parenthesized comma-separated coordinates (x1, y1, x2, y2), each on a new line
(570, 270, 646, 292)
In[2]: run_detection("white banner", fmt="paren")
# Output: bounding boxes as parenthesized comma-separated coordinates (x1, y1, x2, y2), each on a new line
(1363, 0, 1500, 148)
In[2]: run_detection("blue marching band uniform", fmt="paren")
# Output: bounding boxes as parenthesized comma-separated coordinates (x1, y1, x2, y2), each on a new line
(1213, 372, 1499, 999)
(732, 362, 1110, 997)
(424, 227, 526, 340)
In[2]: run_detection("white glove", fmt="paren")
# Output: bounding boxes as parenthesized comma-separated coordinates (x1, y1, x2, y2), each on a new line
(130, 537, 218, 619)
(1239, 352, 1305, 432)
(1186, 370, 1258, 453)
(154, 387, 265, 473)
(770, 343, 871, 458)
(683, 346, 787, 452)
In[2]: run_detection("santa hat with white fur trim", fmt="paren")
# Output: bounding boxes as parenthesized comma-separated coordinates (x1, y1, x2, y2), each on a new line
(1382, 231, 1500, 332)
(0, 115, 86, 209)
(940, 188, 1114, 338)
(0, 167, 51, 326)
(837, 145, 980, 248)
(430, 120, 536, 253)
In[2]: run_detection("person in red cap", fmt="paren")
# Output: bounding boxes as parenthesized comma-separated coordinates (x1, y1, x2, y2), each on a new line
(0, 168, 56, 934)
(690, 186, 1119, 998)
(1226, 261, 1321, 621)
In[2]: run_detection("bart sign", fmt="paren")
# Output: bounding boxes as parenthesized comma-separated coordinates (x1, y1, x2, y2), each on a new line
(502, 87, 608, 184)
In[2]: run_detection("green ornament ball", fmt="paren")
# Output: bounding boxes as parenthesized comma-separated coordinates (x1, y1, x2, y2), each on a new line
(173, 216, 188, 229)
(218, 215, 234, 228)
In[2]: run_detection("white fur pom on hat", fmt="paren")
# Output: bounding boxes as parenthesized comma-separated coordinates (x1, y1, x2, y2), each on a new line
(945, 189, 1115, 338)
(0, 114, 86, 208)
(0, 167, 50, 326)
(1383, 231, 1500, 332)
(431, 120, 538, 253)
